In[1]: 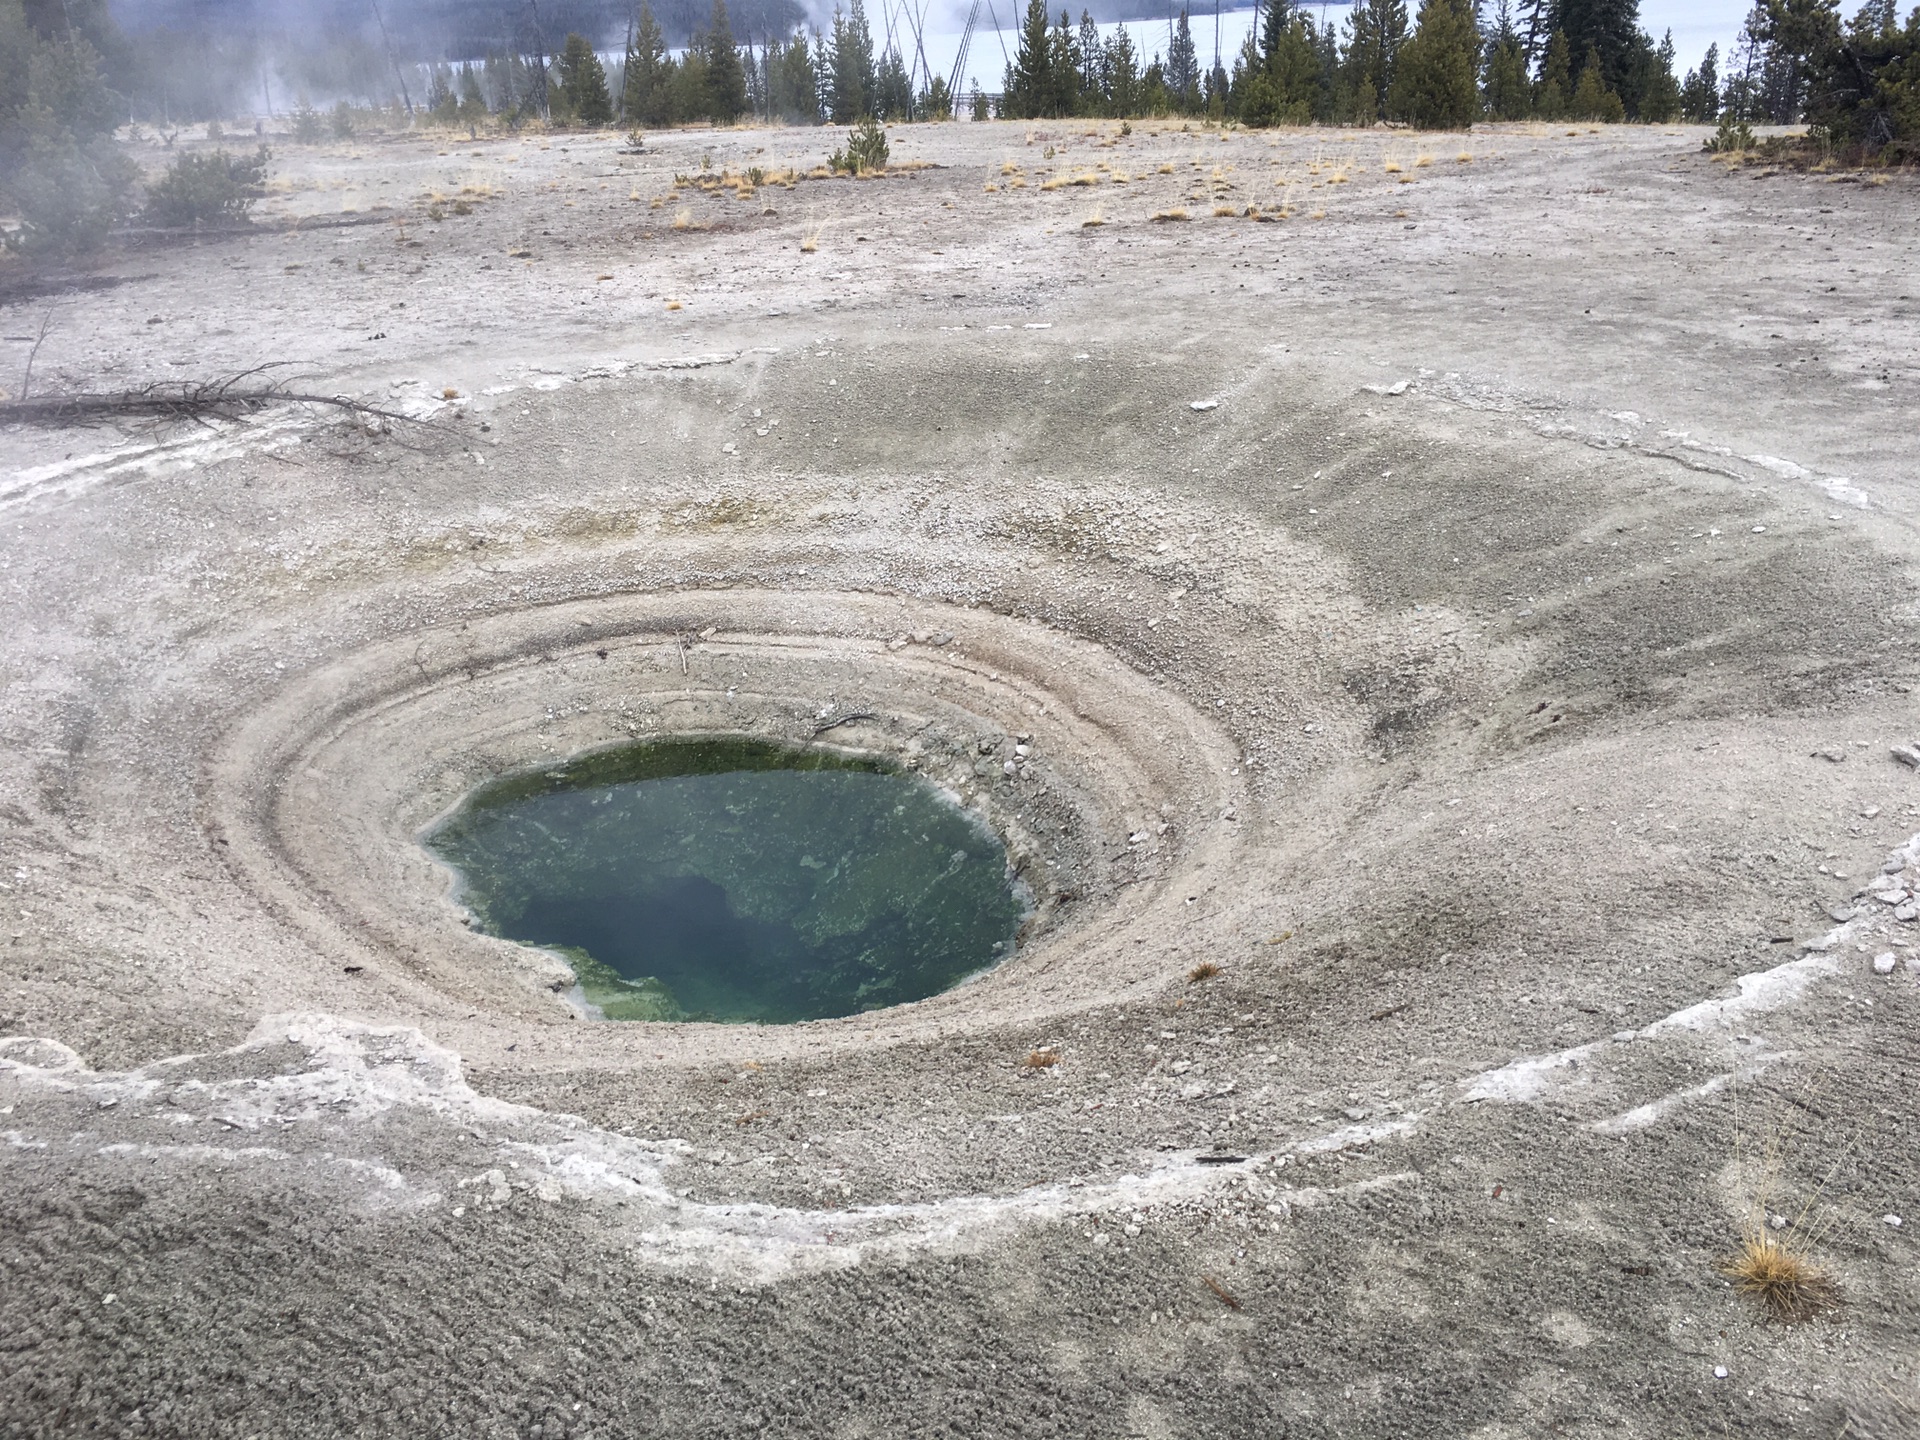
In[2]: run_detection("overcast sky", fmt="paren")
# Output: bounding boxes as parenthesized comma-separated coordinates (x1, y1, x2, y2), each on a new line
(1639, 0, 1751, 73)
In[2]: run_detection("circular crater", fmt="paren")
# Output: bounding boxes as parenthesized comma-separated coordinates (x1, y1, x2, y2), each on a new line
(208, 589, 1246, 1046)
(424, 737, 1029, 1024)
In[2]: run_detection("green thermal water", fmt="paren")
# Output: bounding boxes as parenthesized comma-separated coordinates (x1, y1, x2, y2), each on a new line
(425, 739, 1025, 1023)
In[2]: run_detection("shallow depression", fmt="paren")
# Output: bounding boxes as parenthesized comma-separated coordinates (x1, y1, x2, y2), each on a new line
(426, 739, 1028, 1024)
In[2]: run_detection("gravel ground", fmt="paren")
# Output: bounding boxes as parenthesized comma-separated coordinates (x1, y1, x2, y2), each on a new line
(2, 117, 1918, 1438)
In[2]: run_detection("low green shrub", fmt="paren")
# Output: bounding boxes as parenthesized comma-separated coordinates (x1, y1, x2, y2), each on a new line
(828, 115, 889, 174)
(143, 145, 271, 227)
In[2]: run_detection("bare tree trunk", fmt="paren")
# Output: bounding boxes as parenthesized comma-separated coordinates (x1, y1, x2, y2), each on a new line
(370, 0, 415, 116)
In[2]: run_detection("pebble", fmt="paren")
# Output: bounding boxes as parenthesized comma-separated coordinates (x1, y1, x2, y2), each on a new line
(1886, 1215, 1904, 1228)
(1899, 903, 1919, 923)
(1873, 952, 1897, 975)
(1612, 1030, 1637, 1043)
(1892, 745, 1920, 770)
(1189, 400, 1218, 412)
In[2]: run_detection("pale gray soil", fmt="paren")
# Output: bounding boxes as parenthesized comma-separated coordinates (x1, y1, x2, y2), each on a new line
(1, 118, 1918, 1438)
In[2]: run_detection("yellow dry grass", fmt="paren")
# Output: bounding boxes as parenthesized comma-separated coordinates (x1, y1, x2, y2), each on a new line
(1149, 207, 1190, 222)
(671, 207, 693, 230)
(1723, 1231, 1841, 1322)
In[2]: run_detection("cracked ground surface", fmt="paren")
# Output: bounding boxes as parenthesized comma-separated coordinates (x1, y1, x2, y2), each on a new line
(2, 118, 1919, 1437)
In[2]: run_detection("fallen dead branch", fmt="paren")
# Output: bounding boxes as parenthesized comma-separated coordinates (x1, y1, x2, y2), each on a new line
(0, 365, 438, 433)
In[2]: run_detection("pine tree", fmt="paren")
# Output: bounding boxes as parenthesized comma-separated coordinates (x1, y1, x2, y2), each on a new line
(1078, 10, 1107, 111)
(1637, 28, 1681, 120)
(828, 0, 877, 119)
(1389, 0, 1479, 126)
(624, 4, 670, 124)
(1517, 0, 1551, 61)
(1344, 0, 1409, 120)
(1050, 10, 1083, 114)
(1552, 0, 1642, 98)
(1005, 0, 1054, 116)
(1535, 26, 1572, 115)
(1260, 0, 1292, 64)
(1, 8, 137, 254)
(1483, 4, 1533, 117)
(702, 0, 747, 122)
(1242, 0, 1320, 124)
(769, 31, 820, 122)
(1754, 0, 1842, 119)
(1569, 42, 1622, 118)
(557, 34, 614, 125)
(875, 45, 912, 118)
(1679, 40, 1719, 119)
(1721, 5, 1767, 120)
(1106, 24, 1141, 115)
(1167, 8, 1200, 109)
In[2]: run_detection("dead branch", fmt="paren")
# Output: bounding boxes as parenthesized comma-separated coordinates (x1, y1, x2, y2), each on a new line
(18, 306, 56, 402)
(0, 365, 441, 434)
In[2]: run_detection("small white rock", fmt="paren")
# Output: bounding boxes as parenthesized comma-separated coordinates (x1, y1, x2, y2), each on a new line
(1885, 1214, 1904, 1228)
(1713, 1365, 1729, 1380)
(1751, 525, 1766, 534)
(1612, 1030, 1637, 1044)
(1189, 399, 1219, 411)
(1874, 952, 1898, 975)
(1897, 903, 1919, 923)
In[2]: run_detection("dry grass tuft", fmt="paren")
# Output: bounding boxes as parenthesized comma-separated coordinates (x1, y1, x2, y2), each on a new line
(983, 182, 999, 192)
(1022, 1048, 1061, 1069)
(664, 299, 682, 310)
(1212, 205, 1236, 217)
(671, 207, 694, 230)
(1039, 176, 1065, 191)
(1081, 205, 1105, 227)
(1724, 1230, 1841, 1322)
(1150, 207, 1190, 222)
(1415, 153, 1434, 168)
(1456, 151, 1473, 163)
(1309, 208, 1326, 219)
(1187, 961, 1222, 983)
(1157, 161, 1175, 174)
(1382, 157, 1403, 174)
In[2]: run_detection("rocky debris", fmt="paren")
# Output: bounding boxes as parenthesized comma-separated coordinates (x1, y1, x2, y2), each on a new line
(1892, 744, 1920, 769)
(1873, 952, 1897, 975)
